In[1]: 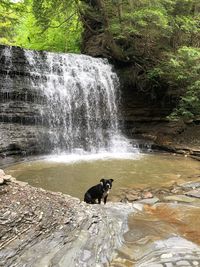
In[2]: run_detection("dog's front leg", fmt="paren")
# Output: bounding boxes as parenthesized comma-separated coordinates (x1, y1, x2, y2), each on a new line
(98, 198, 101, 204)
(103, 195, 108, 204)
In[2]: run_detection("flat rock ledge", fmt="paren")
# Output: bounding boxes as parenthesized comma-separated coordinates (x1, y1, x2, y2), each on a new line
(0, 171, 136, 267)
(1, 170, 200, 267)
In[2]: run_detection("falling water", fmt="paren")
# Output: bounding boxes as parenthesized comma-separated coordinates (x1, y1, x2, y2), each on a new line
(24, 49, 137, 154)
(1, 46, 138, 155)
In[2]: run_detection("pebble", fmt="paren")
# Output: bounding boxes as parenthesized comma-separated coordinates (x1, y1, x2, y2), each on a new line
(181, 182, 200, 189)
(176, 260, 191, 266)
(161, 253, 173, 259)
(163, 195, 196, 203)
(4, 175, 12, 182)
(148, 264, 163, 267)
(165, 263, 174, 267)
(142, 191, 153, 198)
(185, 190, 200, 199)
(137, 197, 160, 204)
(132, 203, 143, 211)
(0, 169, 5, 177)
(0, 177, 4, 185)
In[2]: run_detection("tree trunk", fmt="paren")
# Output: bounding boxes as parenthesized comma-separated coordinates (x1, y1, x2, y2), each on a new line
(80, 0, 125, 61)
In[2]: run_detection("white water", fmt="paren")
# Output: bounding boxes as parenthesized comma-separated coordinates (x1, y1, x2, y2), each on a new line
(23, 50, 138, 156)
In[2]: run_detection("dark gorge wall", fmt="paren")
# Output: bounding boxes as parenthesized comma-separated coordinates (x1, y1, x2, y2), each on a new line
(117, 65, 184, 142)
(0, 45, 51, 157)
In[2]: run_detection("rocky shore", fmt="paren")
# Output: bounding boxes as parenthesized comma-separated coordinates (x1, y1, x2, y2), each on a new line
(132, 122, 200, 161)
(0, 170, 134, 267)
(1, 169, 200, 267)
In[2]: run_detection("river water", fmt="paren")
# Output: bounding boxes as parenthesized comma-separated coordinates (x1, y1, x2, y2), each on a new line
(5, 152, 200, 201)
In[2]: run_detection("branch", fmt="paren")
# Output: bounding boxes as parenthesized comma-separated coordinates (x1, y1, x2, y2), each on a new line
(49, 13, 76, 29)
(39, 13, 76, 34)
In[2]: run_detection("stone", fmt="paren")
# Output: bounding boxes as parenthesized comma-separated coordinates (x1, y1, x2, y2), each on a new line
(142, 191, 153, 199)
(132, 203, 144, 211)
(14, 180, 28, 186)
(1, 179, 137, 267)
(148, 264, 163, 267)
(163, 195, 198, 203)
(185, 189, 200, 199)
(176, 260, 191, 266)
(126, 193, 141, 201)
(165, 263, 174, 267)
(133, 236, 200, 266)
(161, 253, 173, 259)
(181, 182, 200, 189)
(0, 169, 5, 177)
(137, 197, 160, 205)
(0, 177, 4, 185)
(3, 175, 12, 182)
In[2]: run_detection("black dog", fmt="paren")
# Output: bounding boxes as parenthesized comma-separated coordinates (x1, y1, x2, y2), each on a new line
(84, 178, 114, 204)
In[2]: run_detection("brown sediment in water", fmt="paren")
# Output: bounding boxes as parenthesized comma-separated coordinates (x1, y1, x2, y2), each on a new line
(143, 204, 200, 245)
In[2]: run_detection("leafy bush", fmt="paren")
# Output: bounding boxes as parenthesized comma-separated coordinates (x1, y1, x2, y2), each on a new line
(155, 46, 200, 120)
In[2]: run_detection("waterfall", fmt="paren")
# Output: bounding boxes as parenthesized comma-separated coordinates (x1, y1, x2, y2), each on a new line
(0, 45, 138, 155)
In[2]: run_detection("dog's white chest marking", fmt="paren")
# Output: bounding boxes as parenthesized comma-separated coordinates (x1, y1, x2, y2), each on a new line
(103, 190, 110, 198)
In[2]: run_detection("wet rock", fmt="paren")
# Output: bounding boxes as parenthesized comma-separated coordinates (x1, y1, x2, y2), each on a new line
(142, 191, 153, 199)
(181, 181, 200, 189)
(136, 236, 200, 267)
(137, 197, 160, 205)
(0, 169, 5, 177)
(163, 195, 199, 203)
(0, 177, 4, 185)
(132, 203, 144, 211)
(147, 237, 200, 264)
(3, 175, 12, 182)
(14, 180, 28, 186)
(111, 202, 200, 266)
(125, 192, 141, 202)
(185, 189, 200, 199)
(0, 174, 13, 185)
(0, 178, 137, 267)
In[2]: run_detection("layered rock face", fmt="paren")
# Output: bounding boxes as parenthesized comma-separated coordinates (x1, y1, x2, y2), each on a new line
(0, 45, 50, 156)
(0, 45, 126, 157)
(116, 65, 183, 142)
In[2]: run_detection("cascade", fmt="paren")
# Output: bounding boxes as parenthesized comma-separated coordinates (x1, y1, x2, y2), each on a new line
(0, 46, 137, 155)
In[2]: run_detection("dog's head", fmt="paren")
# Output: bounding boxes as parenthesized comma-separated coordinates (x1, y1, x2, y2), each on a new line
(100, 178, 114, 190)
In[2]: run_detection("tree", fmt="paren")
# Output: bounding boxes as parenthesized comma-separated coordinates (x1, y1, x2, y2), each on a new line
(0, 0, 25, 45)
(152, 46, 200, 120)
(0, 0, 83, 52)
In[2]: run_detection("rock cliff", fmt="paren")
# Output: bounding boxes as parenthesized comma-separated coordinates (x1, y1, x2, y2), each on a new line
(0, 45, 51, 156)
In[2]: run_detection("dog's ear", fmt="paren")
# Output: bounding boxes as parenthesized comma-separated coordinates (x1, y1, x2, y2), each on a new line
(100, 178, 105, 185)
(110, 179, 114, 182)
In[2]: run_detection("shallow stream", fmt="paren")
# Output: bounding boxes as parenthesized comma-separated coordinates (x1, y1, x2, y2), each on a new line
(5, 152, 200, 200)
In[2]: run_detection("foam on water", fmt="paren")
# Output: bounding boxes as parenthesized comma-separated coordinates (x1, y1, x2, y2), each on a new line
(43, 151, 141, 164)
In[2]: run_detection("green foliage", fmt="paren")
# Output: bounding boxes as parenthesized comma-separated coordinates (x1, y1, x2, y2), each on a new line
(0, 0, 25, 45)
(0, 0, 83, 53)
(155, 46, 200, 120)
(94, 0, 200, 121)
(112, 5, 171, 37)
